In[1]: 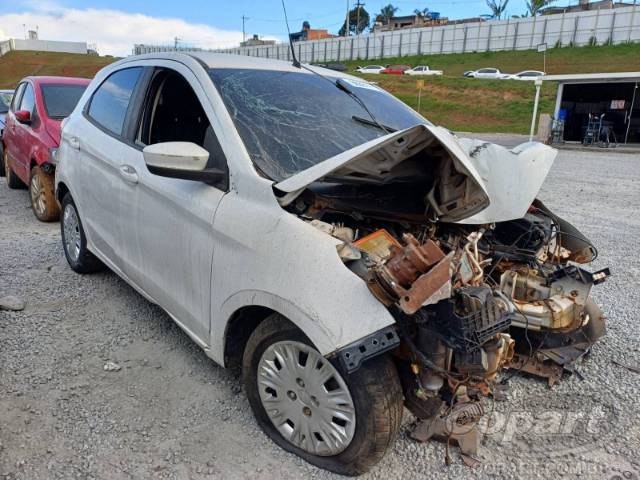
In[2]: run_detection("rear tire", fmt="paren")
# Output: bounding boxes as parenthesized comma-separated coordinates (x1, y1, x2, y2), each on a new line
(242, 314, 404, 476)
(60, 193, 104, 273)
(30, 165, 60, 222)
(4, 149, 25, 189)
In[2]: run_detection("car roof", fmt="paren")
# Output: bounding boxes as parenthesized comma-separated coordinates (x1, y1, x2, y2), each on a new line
(22, 76, 91, 86)
(118, 52, 363, 81)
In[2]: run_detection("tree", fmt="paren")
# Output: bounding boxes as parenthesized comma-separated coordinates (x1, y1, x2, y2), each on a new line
(486, 0, 509, 19)
(526, 0, 556, 16)
(414, 7, 430, 18)
(378, 4, 399, 24)
(339, 5, 371, 35)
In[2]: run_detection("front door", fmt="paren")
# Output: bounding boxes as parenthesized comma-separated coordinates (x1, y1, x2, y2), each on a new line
(10, 82, 36, 181)
(119, 64, 229, 344)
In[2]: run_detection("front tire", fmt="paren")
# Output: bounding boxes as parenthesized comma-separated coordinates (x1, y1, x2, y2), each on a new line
(243, 315, 403, 476)
(60, 193, 104, 273)
(30, 166, 60, 222)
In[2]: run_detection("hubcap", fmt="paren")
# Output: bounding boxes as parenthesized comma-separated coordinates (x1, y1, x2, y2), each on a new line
(30, 174, 46, 215)
(63, 204, 81, 263)
(257, 341, 356, 456)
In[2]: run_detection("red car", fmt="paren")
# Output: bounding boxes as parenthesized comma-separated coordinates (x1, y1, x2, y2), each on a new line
(3, 76, 90, 221)
(381, 64, 411, 75)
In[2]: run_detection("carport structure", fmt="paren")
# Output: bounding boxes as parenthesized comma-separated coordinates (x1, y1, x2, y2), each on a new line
(542, 72, 640, 144)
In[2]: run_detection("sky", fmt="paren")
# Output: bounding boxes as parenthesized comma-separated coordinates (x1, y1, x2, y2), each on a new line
(0, 0, 578, 57)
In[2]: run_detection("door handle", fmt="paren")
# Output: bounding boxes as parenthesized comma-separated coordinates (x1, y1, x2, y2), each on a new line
(119, 164, 139, 184)
(68, 136, 80, 150)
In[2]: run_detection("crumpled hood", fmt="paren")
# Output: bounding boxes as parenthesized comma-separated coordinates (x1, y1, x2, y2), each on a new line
(455, 139, 557, 224)
(274, 124, 491, 222)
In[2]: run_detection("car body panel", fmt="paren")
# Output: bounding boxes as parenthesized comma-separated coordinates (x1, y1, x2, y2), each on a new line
(56, 53, 398, 365)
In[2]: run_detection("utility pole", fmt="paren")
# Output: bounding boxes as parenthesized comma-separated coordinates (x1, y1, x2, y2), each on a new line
(241, 15, 249, 42)
(174, 36, 181, 49)
(345, 0, 350, 36)
(355, 0, 365, 35)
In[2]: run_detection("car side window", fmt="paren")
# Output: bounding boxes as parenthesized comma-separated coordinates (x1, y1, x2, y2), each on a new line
(88, 67, 143, 136)
(137, 68, 229, 189)
(11, 83, 26, 112)
(19, 84, 35, 113)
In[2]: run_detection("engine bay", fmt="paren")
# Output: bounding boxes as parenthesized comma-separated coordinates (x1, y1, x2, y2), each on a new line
(276, 128, 610, 465)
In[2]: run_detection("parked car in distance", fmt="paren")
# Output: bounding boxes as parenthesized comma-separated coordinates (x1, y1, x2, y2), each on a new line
(381, 64, 411, 75)
(504, 70, 545, 80)
(404, 66, 443, 76)
(466, 67, 508, 79)
(0, 89, 14, 169)
(355, 65, 385, 74)
(3, 76, 89, 221)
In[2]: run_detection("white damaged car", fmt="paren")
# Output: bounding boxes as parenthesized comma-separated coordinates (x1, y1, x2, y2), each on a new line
(55, 53, 608, 475)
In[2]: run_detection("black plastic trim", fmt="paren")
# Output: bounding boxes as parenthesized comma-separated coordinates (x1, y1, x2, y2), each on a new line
(335, 326, 400, 373)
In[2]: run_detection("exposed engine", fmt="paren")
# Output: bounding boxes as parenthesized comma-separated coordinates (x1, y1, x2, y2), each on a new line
(275, 126, 609, 464)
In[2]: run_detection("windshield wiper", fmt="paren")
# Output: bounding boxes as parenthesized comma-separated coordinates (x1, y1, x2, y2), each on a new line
(351, 115, 396, 133)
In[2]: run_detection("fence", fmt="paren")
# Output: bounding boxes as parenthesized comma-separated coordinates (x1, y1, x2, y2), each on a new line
(193, 5, 640, 62)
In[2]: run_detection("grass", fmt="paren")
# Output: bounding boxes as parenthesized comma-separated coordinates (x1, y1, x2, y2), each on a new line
(365, 75, 557, 133)
(344, 42, 640, 76)
(346, 43, 640, 133)
(0, 51, 116, 89)
(1, 43, 638, 133)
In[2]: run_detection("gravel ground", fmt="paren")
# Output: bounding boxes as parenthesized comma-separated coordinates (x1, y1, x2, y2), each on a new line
(1, 147, 639, 480)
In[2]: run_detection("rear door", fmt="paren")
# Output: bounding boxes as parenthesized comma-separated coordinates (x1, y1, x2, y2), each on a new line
(73, 66, 146, 270)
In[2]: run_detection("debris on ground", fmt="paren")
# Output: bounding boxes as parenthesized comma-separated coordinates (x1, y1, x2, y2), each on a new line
(0, 295, 26, 311)
(103, 361, 122, 372)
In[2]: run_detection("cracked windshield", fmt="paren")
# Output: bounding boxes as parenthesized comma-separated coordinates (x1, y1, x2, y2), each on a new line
(209, 68, 428, 181)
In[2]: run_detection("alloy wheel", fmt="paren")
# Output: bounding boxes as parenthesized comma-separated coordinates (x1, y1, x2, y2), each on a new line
(30, 173, 46, 216)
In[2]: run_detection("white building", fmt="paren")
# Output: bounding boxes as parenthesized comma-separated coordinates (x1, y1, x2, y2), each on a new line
(0, 31, 87, 56)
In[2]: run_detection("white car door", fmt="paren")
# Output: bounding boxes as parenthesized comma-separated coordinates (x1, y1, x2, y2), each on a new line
(117, 62, 228, 344)
(73, 66, 146, 269)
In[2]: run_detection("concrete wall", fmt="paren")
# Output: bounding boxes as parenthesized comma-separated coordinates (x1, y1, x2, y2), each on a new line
(134, 5, 640, 62)
(0, 38, 87, 56)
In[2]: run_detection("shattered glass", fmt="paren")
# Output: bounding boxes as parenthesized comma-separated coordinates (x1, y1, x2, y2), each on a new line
(209, 68, 428, 181)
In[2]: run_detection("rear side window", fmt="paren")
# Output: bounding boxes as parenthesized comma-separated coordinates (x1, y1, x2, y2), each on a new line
(42, 84, 87, 119)
(88, 67, 142, 136)
(19, 84, 35, 113)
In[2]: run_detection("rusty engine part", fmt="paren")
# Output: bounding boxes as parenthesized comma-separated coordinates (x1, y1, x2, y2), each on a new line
(366, 233, 453, 314)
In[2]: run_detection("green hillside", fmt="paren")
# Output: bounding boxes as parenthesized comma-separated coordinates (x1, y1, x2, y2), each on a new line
(0, 51, 116, 89)
(1, 43, 638, 133)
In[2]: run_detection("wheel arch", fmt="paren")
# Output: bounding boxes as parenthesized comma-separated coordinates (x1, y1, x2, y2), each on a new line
(215, 290, 340, 368)
(56, 180, 70, 204)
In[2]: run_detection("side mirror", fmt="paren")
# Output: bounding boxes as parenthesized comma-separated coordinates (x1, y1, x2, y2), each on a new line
(15, 110, 31, 124)
(143, 142, 226, 185)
